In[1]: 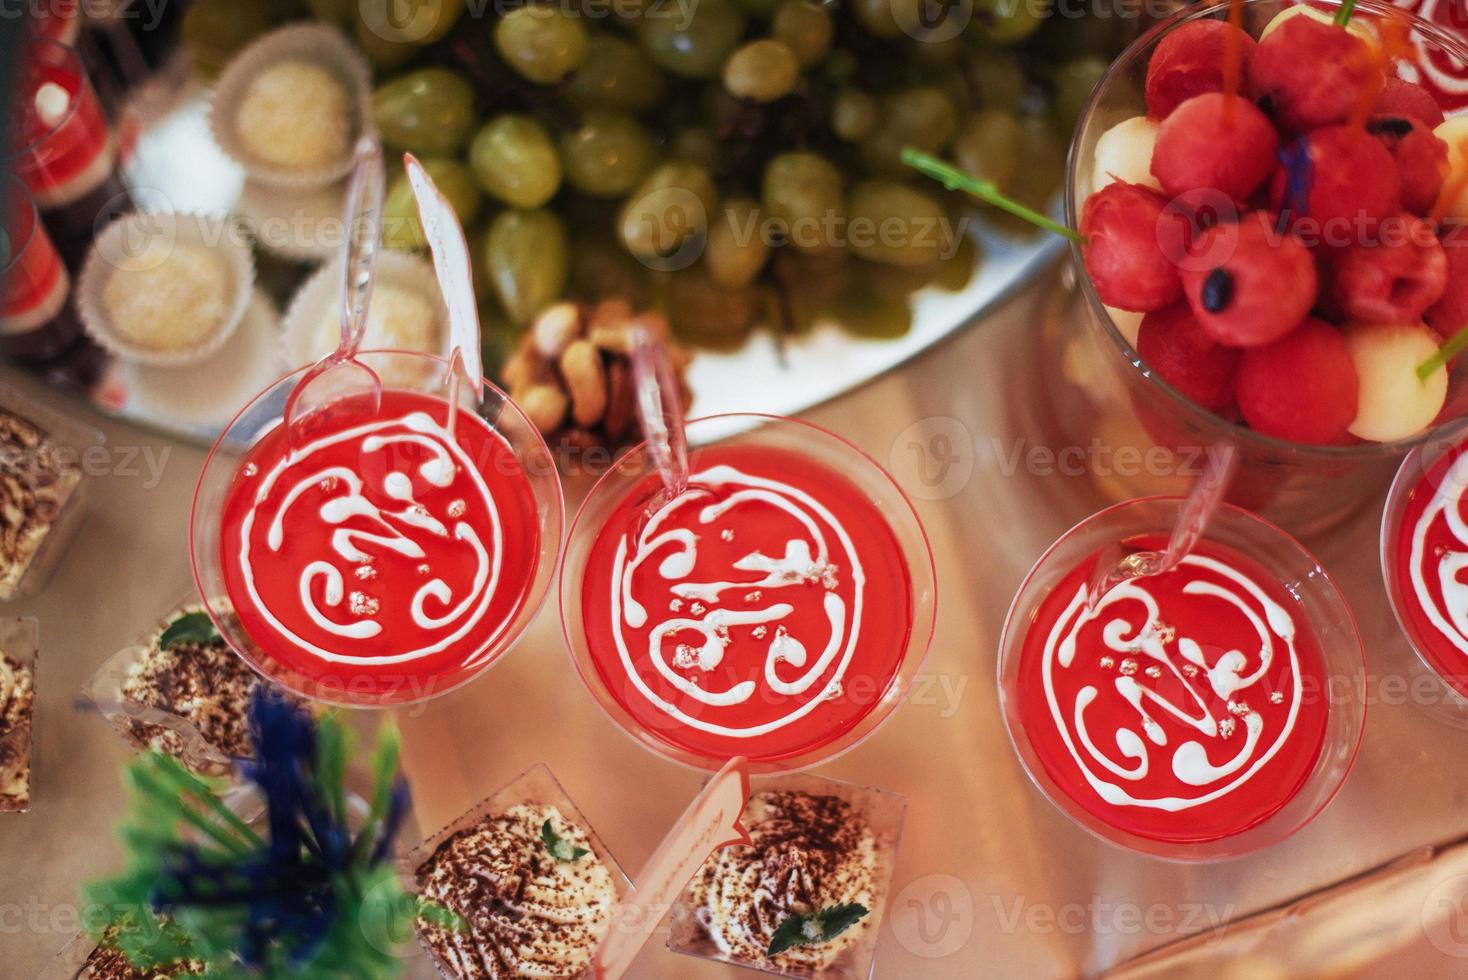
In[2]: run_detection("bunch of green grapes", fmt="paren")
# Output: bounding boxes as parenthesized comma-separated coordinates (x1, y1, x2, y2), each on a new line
(185, 0, 1126, 356)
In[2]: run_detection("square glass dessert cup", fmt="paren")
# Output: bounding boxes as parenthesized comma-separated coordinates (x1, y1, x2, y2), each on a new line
(0, 384, 101, 601)
(0, 616, 37, 814)
(559, 413, 938, 774)
(405, 762, 630, 980)
(665, 770, 907, 979)
(1048, 0, 1468, 538)
(997, 497, 1366, 862)
(189, 350, 564, 708)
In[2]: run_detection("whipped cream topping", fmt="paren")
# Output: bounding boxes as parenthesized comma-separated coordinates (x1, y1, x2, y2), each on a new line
(0, 650, 34, 811)
(1408, 451, 1468, 659)
(686, 791, 878, 974)
(416, 804, 617, 979)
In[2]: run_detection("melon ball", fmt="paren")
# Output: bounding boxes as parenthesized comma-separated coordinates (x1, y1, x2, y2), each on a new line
(1136, 301, 1240, 412)
(1091, 116, 1161, 194)
(1344, 322, 1448, 442)
(236, 60, 352, 170)
(1104, 305, 1144, 347)
(1181, 211, 1317, 348)
(1426, 231, 1468, 340)
(102, 239, 230, 351)
(1375, 77, 1446, 129)
(1434, 116, 1468, 221)
(1151, 93, 1278, 205)
(1324, 214, 1447, 325)
(1258, 4, 1377, 46)
(1274, 126, 1401, 232)
(1368, 115, 1449, 216)
(1079, 181, 1190, 313)
(1236, 318, 1359, 445)
(1250, 14, 1381, 132)
(1144, 19, 1257, 120)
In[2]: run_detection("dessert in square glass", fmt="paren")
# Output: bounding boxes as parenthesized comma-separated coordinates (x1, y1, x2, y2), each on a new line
(667, 771, 906, 979)
(561, 414, 936, 772)
(999, 498, 1366, 860)
(409, 763, 627, 979)
(190, 351, 563, 706)
(0, 617, 36, 814)
(1049, 0, 1468, 536)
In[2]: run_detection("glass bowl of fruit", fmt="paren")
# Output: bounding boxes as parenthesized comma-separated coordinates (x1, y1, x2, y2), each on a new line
(1049, 0, 1468, 537)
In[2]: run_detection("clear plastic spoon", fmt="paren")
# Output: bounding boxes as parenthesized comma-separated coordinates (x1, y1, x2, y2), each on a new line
(1086, 442, 1238, 608)
(631, 326, 690, 512)
(282, 137, 385, 445)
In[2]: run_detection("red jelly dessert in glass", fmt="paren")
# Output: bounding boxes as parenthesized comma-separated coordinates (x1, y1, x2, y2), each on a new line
(563, 416, 935, 771)
(216, 388, 543, 701)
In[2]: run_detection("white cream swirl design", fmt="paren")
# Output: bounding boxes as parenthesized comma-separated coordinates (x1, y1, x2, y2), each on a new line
(235, 409, 508, 667)
(1041, 554, 1304, 811)
(1409, 452, 1468, 658)
(609, 464, 864, 738)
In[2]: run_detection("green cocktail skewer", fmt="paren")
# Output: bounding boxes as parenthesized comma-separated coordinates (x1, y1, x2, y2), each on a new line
(900, 147, 1088, 245)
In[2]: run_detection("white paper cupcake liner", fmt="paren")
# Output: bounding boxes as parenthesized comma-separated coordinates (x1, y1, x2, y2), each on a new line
(76, 209, 256, 368)
(209, 23, 373, 192)
(237, 176, 347, 263)
(281, 249, 451, 378)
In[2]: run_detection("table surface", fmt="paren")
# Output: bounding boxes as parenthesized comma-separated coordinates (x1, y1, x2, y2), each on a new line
(8, 263, 1468, 979)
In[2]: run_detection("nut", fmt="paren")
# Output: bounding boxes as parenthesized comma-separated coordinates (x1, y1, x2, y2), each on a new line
(520, 383, 568, 433)
(533, 302, 581, 359)
(560, 339, 608, 429)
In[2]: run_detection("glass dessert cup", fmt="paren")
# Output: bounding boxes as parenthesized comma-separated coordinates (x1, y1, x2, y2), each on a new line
(190, 350, 564, 708)
(1380, 423, 1468, 725)
(561, 413, 937, 774)
(998, 497, 1366, 862)
(666, 770, 907, 979)
(1049, 0, 1468, 538)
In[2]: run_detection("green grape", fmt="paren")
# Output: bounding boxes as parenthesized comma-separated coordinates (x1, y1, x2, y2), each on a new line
(355, 19, 421, 69)
(850, 0, 901, 39)
(860, 86, 958, 174)
(564, 36, 666, 115)
(619, 162, 719, 264)
(668, 127, 720, 171)
(469, 115, 563, 209)
(495, 6, 590, 85)
(723, 40, 801, 103)
(706, 199, 770, 288)
(666, 270, 760, 350)
(372, 68, 476, 155)
(639, 0, 746, 79)
(966, 53, 1027, 112)
(972, 0, 1049, 45)
(1032, 11, 1126, 63)
(761, 152, 843, 253)
(952, 108, 1022, 189)
(560, 112, 657, 197)
(357, 0, 463, 46)
(831, 90, 879, 142)
(181, 0, 272, 77)
(989, 113, 1065, 236)
(382, 158, 482, 251)
(1052, 57, 1109, 136)
(772, 1, 833, 68)
(832, 278, 912, 338)
(846, 180, 949, 267)
(483, 209, 570, 324)
(934, 234, 980, 292)
(570, 234, 653, 305)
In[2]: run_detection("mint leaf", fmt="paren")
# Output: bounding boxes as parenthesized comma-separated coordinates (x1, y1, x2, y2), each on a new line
(767, 904, 869, 957)
(541, 819, 588, 862)
(159, 612, 221, 651)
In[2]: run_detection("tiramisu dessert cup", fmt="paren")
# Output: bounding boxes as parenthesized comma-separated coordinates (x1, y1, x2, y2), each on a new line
(0, 617, 36, 814)
(999, 497, 1367, 860)
(562, 414, 936, 772)
(667, 771, 906, 979)
(409, 763, 628, 979)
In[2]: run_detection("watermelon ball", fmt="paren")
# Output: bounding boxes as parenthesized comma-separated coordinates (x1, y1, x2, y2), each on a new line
(1136, 302, 1241, 412)
(1273, 126, 1401, 236)
(1324, 214, 1447, 324)
(1249, 15, 1381, 132)
(1181, 211, 1318, 348)
(1145, 19, 1258, 120)
(1375, 77, 1446, 129)
(1426, 228, 1468, 340)
(1151, 93, 1278, 205)
(1368, 115, 1449, 216)
(1091, 116, 1161, 193)
(1236, 318, 1359, 444)
(1080, 181, 1190, 313)
(1344, 322, 1449, 443)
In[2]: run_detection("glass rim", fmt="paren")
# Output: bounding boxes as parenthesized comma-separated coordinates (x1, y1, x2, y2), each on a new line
(558, 411, 939, 774)
(7, 37, 90, 162)
(188, 348, 567, 708)
(997, 495, 1367, 862)
(1063, 0, 1468, 462)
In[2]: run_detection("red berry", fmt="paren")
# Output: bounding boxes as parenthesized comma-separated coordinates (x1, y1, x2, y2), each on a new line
(1374, 77, 1446, 129)
(1136, 302, 1241, 411)
(1145, 19, 1258, 120)
(1236, 318, 1360, 444)
(1273, 126, 1401, 235)
(1368, 115, 1450, 216)
(1151, 93, 1279, 205)
(1181, 211, 1318, 348)
(1080, 181, 1190, 313)
(1249, 16, 1381, 132)
(1426, 227, 1468, 339)
(1324, 214, 1447, 324)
